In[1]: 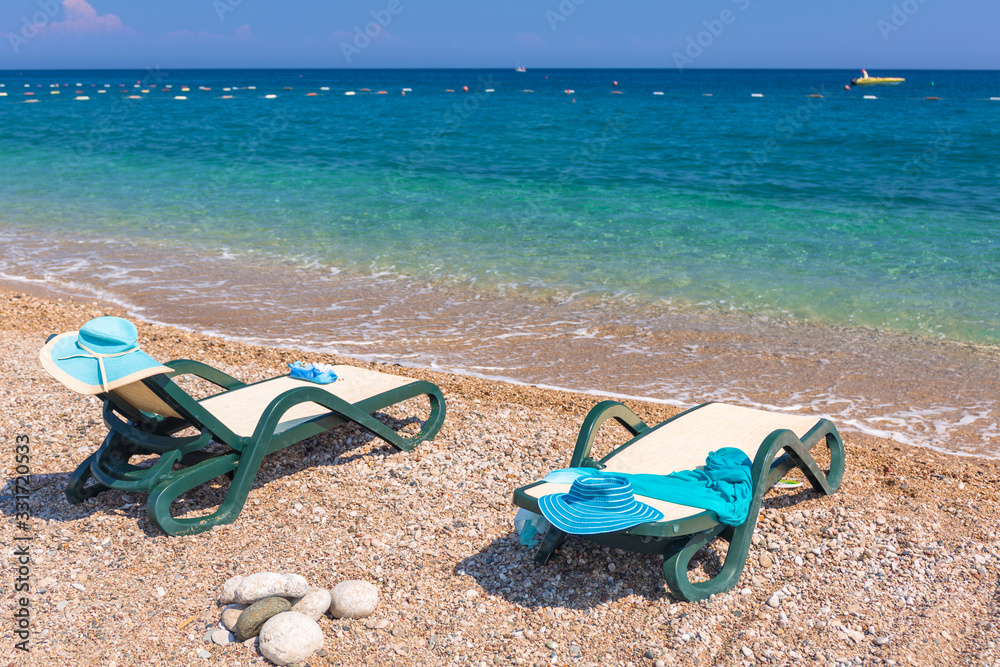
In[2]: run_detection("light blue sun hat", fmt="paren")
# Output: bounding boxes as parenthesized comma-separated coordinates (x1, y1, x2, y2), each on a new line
(538, 475, 664, 535)
(39, 316, 173, 395)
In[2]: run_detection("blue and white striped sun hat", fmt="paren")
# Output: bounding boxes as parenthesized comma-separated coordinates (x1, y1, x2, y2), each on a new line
(538, 475, 664, 535)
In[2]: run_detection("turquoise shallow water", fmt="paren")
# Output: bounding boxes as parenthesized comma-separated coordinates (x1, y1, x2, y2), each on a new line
(3, 69, 1000, 456)
(1, 68, 999, 342)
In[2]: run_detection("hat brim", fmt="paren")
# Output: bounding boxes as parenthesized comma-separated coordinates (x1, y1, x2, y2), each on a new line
(40, 332, 173, 395)
(538, 492, 664, 535)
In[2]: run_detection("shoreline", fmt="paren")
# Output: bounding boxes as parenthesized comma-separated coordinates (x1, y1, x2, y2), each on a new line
(2, 287, 999, 666)
(3, 259, 999, 460)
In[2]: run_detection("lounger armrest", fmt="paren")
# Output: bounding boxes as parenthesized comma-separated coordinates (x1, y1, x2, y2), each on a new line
(164, 360, 246, 391)
(250, 384, 424, 452)
(570, 400, 650, 468)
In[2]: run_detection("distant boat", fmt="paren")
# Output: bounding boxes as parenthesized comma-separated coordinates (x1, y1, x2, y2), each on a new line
(515, 62, 526, 73)
(851, 69, 904, 86)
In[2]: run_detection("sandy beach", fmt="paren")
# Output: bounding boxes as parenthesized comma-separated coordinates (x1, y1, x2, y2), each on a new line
(2, 286, 998, 667)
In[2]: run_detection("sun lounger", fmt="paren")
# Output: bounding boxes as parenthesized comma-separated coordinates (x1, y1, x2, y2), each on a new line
(40, 317, 446, 536)
(512, 400, 844, 601)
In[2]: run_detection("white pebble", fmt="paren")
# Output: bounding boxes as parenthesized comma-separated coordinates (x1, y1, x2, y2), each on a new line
(259, 612, 324, 666)
(218, 575, 244, 604)
(211, 629, 234, 645)
(234, 572, 309, 604)
(329, 580, 379, 619)
(291, 588, 332, 621)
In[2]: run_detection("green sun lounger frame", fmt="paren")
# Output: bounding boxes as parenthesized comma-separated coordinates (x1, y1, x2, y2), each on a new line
(65, 359, 445, 536)
(512, 401, 844, 602)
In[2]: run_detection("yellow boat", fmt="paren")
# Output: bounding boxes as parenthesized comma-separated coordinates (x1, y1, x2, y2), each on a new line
(850, 76, 905, 86)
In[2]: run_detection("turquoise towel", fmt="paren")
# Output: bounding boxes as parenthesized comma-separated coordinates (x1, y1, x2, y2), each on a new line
(541, 448, 753, 526)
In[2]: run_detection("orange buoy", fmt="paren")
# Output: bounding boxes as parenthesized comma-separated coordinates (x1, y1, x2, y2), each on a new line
(844, 85, 851, 91)
(462, 85, 469, 92)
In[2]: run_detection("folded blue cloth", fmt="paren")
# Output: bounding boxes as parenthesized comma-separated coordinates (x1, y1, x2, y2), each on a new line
(288, 361, 337, 384)
(541, 447, 753, 526)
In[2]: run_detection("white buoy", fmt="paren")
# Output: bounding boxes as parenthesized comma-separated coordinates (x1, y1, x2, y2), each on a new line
(25, 99, 39, 103)
(653, 91, 664, 95)
(75, 96, 90, 100)
(174, 95, 187, 100)
(484, 88, 494, 93)
(863, 95, 877, 99)
(98, 89, 106, 94)
(320, 86, 330, 91)
(751, 93, 764, 98)
(345, 91, 356, 96)
(265, 94, 277, 99)
(50, 90, 60, 95)
(990, 97, 1000, 101)
(248, 86, 256, 90)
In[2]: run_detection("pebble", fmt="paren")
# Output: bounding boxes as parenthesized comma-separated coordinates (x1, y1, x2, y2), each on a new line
(329, 580, 379, 619)
(211, 629, 234, 645)
(654, 661, 665, 667)
(759, 553, 773, 569)
(290, 587, 332, 622)
(218, 575, 244, 604)
(233, 572, 309, 604)
(874, 636, 890, 646)
(234, 596, 292, 641)
(196, 650, 210, 659)
(766, 594, 780, 608)
(220, 603, 247, 631)
(545, 640, 558, 649)
(259, 611, 324, 666)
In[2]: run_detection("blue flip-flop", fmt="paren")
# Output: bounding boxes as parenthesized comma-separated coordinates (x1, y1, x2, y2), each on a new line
(288, 361, 338, 384)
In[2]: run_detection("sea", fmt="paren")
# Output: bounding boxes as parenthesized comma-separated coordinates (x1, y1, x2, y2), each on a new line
(2, 68, 998, 457)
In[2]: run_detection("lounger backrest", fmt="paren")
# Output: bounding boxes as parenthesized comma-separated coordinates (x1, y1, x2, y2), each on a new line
(603, 403, 821, 476)
(111, 380, 182, 419)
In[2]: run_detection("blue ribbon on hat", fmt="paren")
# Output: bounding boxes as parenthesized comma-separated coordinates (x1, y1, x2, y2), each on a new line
(58, 341, 141, 394)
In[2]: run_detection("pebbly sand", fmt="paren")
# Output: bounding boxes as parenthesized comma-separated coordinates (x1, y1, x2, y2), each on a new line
(1, 287, 998, 667)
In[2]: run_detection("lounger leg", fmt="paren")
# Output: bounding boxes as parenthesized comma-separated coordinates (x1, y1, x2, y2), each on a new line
(534, 527, 567, 566)
(65, 452, 109, 504)
(662, 524, 740, 602)
(146, 453, 241, 536)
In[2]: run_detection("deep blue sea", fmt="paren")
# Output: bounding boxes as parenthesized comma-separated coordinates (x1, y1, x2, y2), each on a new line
(3, 69, 999, 455)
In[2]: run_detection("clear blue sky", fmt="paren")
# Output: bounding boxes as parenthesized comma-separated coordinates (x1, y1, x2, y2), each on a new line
(1, 0, 997, 70)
